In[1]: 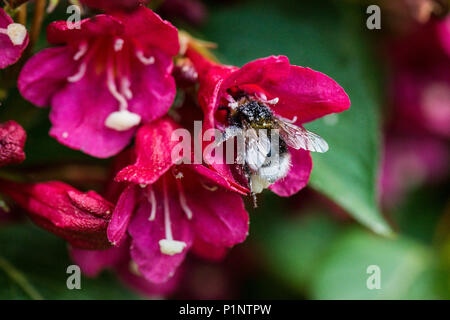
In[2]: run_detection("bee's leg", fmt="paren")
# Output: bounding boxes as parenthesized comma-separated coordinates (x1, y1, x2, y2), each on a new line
(251, 192, 258, 209)
(245, 166, 258, 208)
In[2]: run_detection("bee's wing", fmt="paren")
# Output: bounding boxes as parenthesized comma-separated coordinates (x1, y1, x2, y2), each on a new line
(246, 128, 271, 171)
(277, 120, 329, 153)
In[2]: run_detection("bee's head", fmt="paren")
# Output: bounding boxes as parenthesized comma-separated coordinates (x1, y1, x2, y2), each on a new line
(233, 100, 274, 128)
(217, 87, 278, 129)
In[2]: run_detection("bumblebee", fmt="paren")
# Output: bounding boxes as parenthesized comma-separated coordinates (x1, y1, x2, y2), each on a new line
(218, 94, 328, 204)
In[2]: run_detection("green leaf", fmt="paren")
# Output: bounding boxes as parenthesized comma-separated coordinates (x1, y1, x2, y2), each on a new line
(201, 0, 391, 235)
(253, 205, 447, 299)
(0, 222, 139, 300)
(254, 210, 340, 293)
(0, 256, 43, 300)
(311, 228, 443, 299)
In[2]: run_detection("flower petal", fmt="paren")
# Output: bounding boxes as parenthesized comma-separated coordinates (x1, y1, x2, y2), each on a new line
(48, 68, 136, 158)
(184, 174, 249, 247)
(47, 15, 124, 45)
(115, 118, 181, 184)
(115, 7, 179, 57)
(128, 186, 193, 283)
(18, 47, 77, 107)
(107, 184, 139, 245)
(190, 164, 248, 195)
(80, 0, 147, 12)
(269, 148, 312, 197)
(127, 50, 176, 124)
(262, 65, 351, 124)
(191, 237, 228, 261)
(0, 8, 28, 69)
(70, 244, 128, 277)
(116, 259, 180, 297)
(221, 55, 291, 91)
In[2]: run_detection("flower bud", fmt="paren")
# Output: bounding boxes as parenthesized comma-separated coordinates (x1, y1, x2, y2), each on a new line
(0, 121, 26, 167)
(0, 180, 113, 249)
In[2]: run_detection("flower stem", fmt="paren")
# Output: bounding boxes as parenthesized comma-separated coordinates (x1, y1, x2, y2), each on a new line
(7, 0, 31, 9)
(17, 2, 27, 25)
(28, 0, 46, 53)
(0, 256, 43, 300)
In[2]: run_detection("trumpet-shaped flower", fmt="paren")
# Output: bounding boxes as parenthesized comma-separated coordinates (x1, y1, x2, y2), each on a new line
(18, 7, 179, 158)
(108, 117, 249, 283)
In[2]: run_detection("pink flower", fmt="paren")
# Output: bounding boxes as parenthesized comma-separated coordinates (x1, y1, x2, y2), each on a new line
(80, 0, 148, 12)
(0, 8, 28, 69)
(107, 117, 249, 283)
(70, 243, 179, 297)
(187, 49, 350, 197)
(159, 0, 208, 27)
(380, 18, 450, 206)
(18, 7, 179, 158)
(380, 133, 449, 207)
(389, 17, 450, 139)
(0, 180, 114, 249)
(0, 120, 26, 167)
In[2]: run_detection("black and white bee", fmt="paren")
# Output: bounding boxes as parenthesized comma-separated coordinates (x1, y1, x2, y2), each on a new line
(217, 92, 328, 204)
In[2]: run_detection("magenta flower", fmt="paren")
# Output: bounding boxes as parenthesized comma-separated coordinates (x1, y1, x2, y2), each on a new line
(388, 17, 450, 139)
(107, 117, 249, 283)
(80, 0, 148, 12)
(0, 8, 28, 69)
(18, 7, 179, 158)
(0, 120, 26, 167)
(380, 133, 449, 208)
(0, 180, 114, 249)
(188, 49, 350, 197)
(70, 243, 179, 297)
(380, 18, 450, 206)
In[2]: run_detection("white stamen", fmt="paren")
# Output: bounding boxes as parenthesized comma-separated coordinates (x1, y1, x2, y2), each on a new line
(201, 181, 218, 192)
(139, 184, 147, 188)
(146, 187, 157, 221)
(258, 92, 268, 100)
(174, 172, 184, 179)
(67, 62, 87, 82)
(163, 178, 173, 241)
(159, 239, 187, 256)
(267, 97, 279, 104)
(104, 110, 141, 131)
(159, 177, 187, 256)
(107, 67, 128, 111)
(73, 42, 88, 61)
(0, 23, 27, 46)
(172, 169, 193, 220)
(114, 38, 124, 52)
(121, 78, 133, 100)
(136, 51, 155, 65)
(256, 92, 279, 105)
(128, 260, 141, 276)
(225, 94, 238, 109)
(176, 181, 193, 220)
(279, 115, 298, 124)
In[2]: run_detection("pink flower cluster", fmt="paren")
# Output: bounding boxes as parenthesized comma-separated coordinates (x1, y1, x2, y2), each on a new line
(380, 16, 450, 207)
(0, 0, 350, 295)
